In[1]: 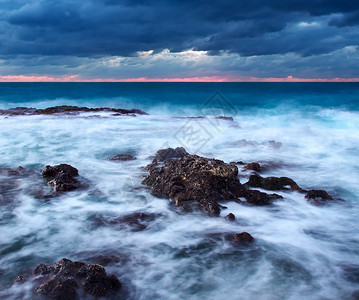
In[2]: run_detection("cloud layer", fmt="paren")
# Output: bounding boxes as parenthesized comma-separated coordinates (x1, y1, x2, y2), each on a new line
(0, 0, 358, 80)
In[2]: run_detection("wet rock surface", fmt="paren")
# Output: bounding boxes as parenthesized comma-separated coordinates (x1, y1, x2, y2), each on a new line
(30, 258, 121, 299)
(246, 173, 302, 191)
(233, 232, 255, 243)
(42, 164, 82, 193)
(143, 148, 243, 215)
(33, 258, 121, 299)
(225, 213, 236, 221)
(109, 154, 137, 161)
(242, 189, 283, 205)
(143, 148, 335, 212)
(0, 105, 147, 116)
(152, 147, 189, 163)
(142, 148, 285, 214)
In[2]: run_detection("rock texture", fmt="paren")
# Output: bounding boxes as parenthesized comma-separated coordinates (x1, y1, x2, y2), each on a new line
(142, 148, 283, 214)
(42, 164, 81, 193)
(233, 232, 254, 243)
(0, 105, 147, 116)
(32, 258, 121, 299)
(109, 154, 136, 161)
(246, 173, 302, 191)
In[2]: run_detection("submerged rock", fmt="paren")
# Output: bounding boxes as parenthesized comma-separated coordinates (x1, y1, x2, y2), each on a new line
(0, 105, 148, 117)
(225, 213, 236, 221)
(233, 232, 254, 243)
(32, 258, 121, 299)
(91, 212, 158, 232)
(42, 164, 81, 193)
(109, 154, 136, 161)
(244, 162, 261, 172)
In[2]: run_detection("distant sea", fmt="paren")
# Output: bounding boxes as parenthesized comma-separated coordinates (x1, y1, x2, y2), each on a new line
(1, 83, 359, 300)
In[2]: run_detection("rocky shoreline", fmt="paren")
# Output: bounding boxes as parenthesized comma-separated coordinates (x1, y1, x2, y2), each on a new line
(3, 146, 339, 299)
(0, 105, 148, 116)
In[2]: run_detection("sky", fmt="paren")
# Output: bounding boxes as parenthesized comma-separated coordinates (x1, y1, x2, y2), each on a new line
(0, 0, 358, 82)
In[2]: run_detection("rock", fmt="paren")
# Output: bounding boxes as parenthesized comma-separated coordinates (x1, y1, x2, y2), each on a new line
(225, 213, 235, 221)
(143, 148, 286, 214)
(143, 152, 243, 215)
(152, 147, 189, 163)
(0, 106, 148, 117)
(243, 189, 283, 205)
(244, 162, 261, 172)
(109, 154, 136, 161)
(233, 232, 254, 243)
(91, 212, 158, 232)
(42, 164, 81, 192)
(32, 258, 121, 298)
(305, 189, 333, 200)
(216, 116, 234, 121)
(15, 275, 26, 283)
(246, 174, 302, 191)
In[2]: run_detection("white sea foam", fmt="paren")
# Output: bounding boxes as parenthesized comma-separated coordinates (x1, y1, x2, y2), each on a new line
(0, 105, 358, 299)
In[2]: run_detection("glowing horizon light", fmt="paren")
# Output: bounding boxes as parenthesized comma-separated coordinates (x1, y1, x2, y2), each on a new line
(0, 75, 358, 83)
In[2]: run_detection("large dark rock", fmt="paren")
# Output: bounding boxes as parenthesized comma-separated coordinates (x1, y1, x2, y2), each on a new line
(143, 152, 243, 215)
(246, 174, 302, 191)
(42, 164, 81, 192)
(142, 148, 283, 215)
(32, 258, 121, 299)
(0, 105, 148, 116)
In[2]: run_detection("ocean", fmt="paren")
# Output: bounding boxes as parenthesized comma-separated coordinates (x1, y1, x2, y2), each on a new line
(0, 83, 359, 299)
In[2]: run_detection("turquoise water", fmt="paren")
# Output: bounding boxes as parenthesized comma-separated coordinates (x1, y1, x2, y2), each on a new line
(0, 83, 359, 299)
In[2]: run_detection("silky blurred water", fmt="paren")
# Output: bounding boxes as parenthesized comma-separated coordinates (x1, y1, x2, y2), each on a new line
(0, 83, 359, 299)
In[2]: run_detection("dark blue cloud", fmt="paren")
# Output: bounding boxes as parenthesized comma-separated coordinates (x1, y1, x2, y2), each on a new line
(0, 0, 358, 79)
(1, 0, 358, 57)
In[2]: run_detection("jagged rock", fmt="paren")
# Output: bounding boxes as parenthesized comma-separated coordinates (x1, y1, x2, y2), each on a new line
(143, 148, 286, 214)
(243, 189, 283, 205)
(305, 189, 333, 200)
(143, 152, 243, 215)
(233, 232, 254, 243)
(305, 189, 334, 205)
(109, 154, 136, 161)
(32, 258, 121, 299)
(152, 147, 189, 163)
(0, 105, 147, 116)
(42, 164, 81, 192)
(246, 174, 302, 191)
(225, 213, 236, 221)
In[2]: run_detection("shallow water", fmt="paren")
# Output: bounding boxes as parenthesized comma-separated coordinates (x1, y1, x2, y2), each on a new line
(0, 83, 359, 299)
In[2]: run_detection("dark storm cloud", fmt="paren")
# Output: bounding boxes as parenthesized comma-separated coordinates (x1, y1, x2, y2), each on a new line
(1, 0, 358, 57)
(0, 0, 358, 80)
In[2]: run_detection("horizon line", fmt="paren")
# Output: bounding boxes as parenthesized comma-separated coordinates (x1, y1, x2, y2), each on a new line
(0, 75, 359, 83)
